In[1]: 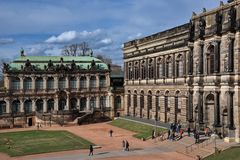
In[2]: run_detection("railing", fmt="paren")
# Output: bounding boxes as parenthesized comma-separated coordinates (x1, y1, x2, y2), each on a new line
(185, 137, 212, 153)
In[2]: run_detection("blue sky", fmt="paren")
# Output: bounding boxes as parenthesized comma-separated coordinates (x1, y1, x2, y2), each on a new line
(0, 0, 229, 65)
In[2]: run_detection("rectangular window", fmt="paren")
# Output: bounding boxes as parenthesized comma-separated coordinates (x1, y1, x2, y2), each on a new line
(70, 80, 77, 89)
(36, 80, 43, 90)
(47, 79, 54, 89)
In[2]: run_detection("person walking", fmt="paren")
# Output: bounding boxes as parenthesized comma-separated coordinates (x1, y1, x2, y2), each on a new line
(122, 140, 126, 151)
(180, 128, 184, 139)
(187, 127, 191, 137)
(89, 145, 93, 156)
(109, 129, 113, 137)
(125, 140, 129, 151)
(152, 129, 155, 139)
(167, 129, 171, 139)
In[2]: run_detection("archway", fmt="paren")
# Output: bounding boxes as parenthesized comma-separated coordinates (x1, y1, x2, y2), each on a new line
(133, 91, 137, 116)
(140, 91, 144, 118)
(47, 99, 54, 112)
(36, 99, 43, 113)
(24, 99, 32, 114)
(147, 91, 152, 119)
(0, 101, 6, 115)
(80, 97, 86, 111)
(59, 98, 66, 111)
(70, 98, 77, 110)
(205, 94, 215, 128)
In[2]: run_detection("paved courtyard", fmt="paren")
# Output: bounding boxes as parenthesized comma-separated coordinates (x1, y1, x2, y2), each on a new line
(0, 122, 193, 160)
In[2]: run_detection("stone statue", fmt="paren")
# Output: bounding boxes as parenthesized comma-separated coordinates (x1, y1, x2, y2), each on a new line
(91, 60, 96, 69)
(20, 48, 25, 56)
(199, 18, 206, 38)
(228, 6, 236, 30)
(215, 12, 222, 35)
(48, 60, 53, 68)
(25, 59, 31, 67)
(189, 20, 195, 41)
(3, 63, 9, 72)
(224, 54, 229, 72)
(71, 60, 76, 70)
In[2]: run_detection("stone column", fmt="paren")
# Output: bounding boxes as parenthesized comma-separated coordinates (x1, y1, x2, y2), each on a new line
(144, 95, 148, 118)
(54, 96, 59, 111)
(86, 96, 90, 111)
(54, 76, 59, 91)
(198, 91, 204, 124)
(6, 98, 10, 113)
(96, 96, 100, 109)
(43, 76, 47, 90)
(214, 41, 221, 73)
(66, 94, 69, 110)
(65, 76, 69, 90)
(77, 98, 80, 110)
(188, 91, 194, 122)
(32, 99, 36, 112)
(124, 94, 129, 116)
(199, 43, 204, 74)
(96, 75, 99, 89)
(214, 91, 221, 127)
(227, 91, 235, 130)
(86, 75, 90, 90)
(43, 98, 47, 112)
(20, 76, 24, 91)
(181, 96, 188, 123)
(76, 76, 80, 91)
(32, 77, 36, 92)
(159, 96, 166, 122)
(20, 99, 24, 113)
(152, 95, 156, 120)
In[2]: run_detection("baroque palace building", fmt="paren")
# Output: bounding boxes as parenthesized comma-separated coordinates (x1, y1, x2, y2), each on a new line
(0, 51, 124, 127)
(123, 0, 240, 142)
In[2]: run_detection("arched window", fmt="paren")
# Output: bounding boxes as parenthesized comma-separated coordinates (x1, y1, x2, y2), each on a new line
(12, 100, 20, 114)
(70, 98, 77, 110)
(99, 76, 106, 88)
(36, 99, 43, 113)
(47, 77, 54, 90)
(176, 54, 184, 77)
(70, 77, 77, 89)
(80, 76, 87, 89)
(47, 99, 54, 112)
(100, 96, 107, 109)
(90, 97, 96, 109)
(134, 62, 139, 80)
(90, 76, 96, 88)
(80, 97, 87, 111)
(36, 77, 43, 90)
(24, 77, 32, 90)
(11, 77, 20, 90)
(0, 101, 6, 115)
(166, 57, 172, 78)
(24, 99, 32, 114)
(128, 63, 133, 79)
(207, 45, 215, 74)
(115, 96, 121, 109)
(141, 61, 146, 79)
(58, 77, 66, 90)
(156, 58, 163, 79)
(148, 59, 154, 79)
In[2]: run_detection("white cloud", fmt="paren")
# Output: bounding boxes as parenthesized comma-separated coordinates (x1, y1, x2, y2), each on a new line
(45, 29, 103, 44)
(0, 38, 14, 45)
(100, 38, 113, 45)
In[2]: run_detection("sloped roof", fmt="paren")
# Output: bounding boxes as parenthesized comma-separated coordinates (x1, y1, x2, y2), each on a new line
(8, 55, 109, 71)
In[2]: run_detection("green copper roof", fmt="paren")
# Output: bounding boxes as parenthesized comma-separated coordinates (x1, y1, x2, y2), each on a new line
(8, 55, 109, 71)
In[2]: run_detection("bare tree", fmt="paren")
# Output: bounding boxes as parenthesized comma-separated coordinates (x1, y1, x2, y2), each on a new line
(96, 54, 112, 64)
(62, 42, 92, 56)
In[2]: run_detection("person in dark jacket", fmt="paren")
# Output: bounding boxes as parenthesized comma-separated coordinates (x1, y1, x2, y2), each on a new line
(89, 145, 93, 156)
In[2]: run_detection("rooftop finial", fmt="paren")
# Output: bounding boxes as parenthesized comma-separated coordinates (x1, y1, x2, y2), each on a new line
(203, 8, 206, 13)
(192, 12, 197, 17)
(20, 48, 25, 56)
(220, 1, 224, 6)
(228, 0, 234, 3)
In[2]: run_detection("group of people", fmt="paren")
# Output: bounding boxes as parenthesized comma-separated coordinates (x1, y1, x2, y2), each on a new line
(122, 140, 130, 151)
(167, 123, 184, 141)
(89, 129, 130, 156)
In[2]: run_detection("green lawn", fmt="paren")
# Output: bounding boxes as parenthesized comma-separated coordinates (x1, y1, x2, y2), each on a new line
(110, 118, 167, 139)
(0, 130, 93, 157)
(205, 147, 240, 160)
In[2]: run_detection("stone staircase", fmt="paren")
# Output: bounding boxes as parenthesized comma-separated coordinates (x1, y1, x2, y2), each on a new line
(174, 135, 237, 159)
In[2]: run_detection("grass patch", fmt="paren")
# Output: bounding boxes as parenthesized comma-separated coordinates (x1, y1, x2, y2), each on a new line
(205, 147, 240, 160)
(0, 130, 93, 157)
(110, 118, 167, 139)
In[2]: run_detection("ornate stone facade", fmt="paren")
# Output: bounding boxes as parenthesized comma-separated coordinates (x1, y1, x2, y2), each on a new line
(0, 54, 124, 127)
(123, 0, 240, 142)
